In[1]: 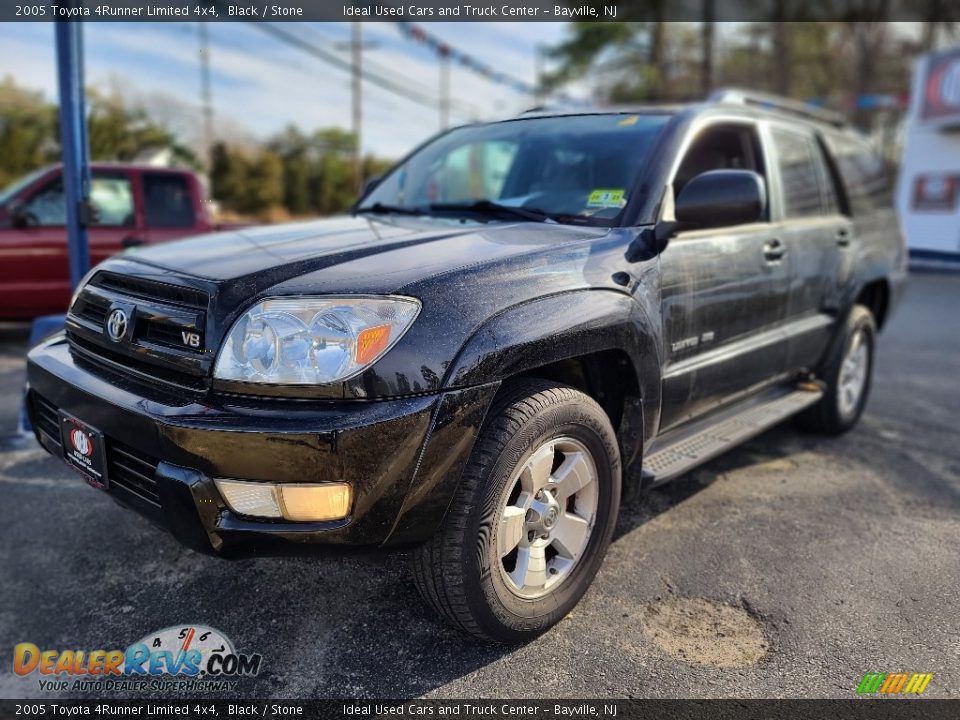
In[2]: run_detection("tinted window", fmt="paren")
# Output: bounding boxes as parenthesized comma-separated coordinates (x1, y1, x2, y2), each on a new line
(143, 173, 195, 228)
(822, 132, 890, 213)
(812, 142, 841, 215)
(20, 173, 134, 227)
(771, 128, 822, 219)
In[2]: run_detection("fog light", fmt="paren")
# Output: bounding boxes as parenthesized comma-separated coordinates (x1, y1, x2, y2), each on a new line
(214, 479, 352, 522)
(278, 483, 352, 522)
(214, 479, 282, 519)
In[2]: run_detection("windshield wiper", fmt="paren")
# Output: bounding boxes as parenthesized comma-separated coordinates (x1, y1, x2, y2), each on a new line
(429, 200, 554, 223)
(354, 202, 426, 216)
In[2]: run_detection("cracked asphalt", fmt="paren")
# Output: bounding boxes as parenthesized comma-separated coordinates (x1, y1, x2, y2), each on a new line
(0, 273, 958, 700)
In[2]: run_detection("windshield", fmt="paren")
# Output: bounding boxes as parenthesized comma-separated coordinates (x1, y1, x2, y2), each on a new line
(358, 113, 670, 226)
(0, 166, 52, 206)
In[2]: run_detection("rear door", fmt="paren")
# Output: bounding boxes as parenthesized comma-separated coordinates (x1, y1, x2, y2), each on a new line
(659, 121, 792, 431)
(765, 123, 854, 371)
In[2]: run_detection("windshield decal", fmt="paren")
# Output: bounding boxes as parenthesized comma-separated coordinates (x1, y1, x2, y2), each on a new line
(587, 189, 627, 209)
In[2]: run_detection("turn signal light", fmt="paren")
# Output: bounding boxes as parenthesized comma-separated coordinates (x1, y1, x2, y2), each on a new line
(215, 479, 352, 522)
(355, 324, 392, 365)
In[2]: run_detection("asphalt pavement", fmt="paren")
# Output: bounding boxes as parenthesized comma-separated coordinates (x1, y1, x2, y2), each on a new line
(0, 273, 958, 700)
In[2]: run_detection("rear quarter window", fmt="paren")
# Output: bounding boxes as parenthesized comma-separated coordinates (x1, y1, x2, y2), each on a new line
(822, 132, 891, 214)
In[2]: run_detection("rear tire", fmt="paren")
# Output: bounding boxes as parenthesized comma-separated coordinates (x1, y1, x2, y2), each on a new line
(412, 380, 621, 643)
(798, 304, 876, 436)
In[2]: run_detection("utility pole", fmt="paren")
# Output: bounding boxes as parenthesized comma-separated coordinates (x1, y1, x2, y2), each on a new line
(439, 49, 450, 129)
(351, 21, 363, 193)
(198, 22, 214, 167)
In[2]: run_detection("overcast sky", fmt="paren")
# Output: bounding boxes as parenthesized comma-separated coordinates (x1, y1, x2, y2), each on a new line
(0, 21, 577, 158)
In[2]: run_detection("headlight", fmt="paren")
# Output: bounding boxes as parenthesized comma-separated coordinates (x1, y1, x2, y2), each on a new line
(214, 296, 420, 385)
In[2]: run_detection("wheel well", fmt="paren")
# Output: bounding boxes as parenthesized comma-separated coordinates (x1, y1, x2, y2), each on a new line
(856, 280, 890, 330)
(511, 350, 639, 432)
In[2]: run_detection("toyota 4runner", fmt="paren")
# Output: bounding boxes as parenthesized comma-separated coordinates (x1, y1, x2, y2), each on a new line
(26, 90, 906, 642)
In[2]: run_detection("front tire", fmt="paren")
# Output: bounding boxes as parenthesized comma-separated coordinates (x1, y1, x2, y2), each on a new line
(412, 380, 621, 643)
(799, 304, 876, 436)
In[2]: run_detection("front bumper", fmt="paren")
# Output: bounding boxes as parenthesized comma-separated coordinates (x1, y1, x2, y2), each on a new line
(27, 337, 497, 555)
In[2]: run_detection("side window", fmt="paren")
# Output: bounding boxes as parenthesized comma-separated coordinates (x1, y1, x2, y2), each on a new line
(90, 174, 134, 227)
(822, 132, 891, 214)
(20, 173, 134, 227)
(770, 127, 822, 219)
(22, 179, 66, 226)
(143, 173, 195, 228)
(674, 125, 765, 200)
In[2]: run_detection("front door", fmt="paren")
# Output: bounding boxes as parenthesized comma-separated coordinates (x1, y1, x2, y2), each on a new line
(0, 170, 138, 317)
(658, 122, 791, 431)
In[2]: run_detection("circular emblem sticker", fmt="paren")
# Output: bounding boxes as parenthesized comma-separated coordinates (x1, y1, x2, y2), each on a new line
(70, 428, 93, 457)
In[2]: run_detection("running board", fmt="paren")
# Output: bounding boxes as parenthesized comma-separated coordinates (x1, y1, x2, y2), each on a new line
(643, 385, 823, 484)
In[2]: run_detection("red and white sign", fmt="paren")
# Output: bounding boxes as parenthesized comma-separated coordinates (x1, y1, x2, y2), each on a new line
(69, 428, 93, 457)
(922, 50, 960, 123)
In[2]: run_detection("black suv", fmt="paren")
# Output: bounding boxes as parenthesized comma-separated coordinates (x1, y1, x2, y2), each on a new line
(27, 90, 905, 642)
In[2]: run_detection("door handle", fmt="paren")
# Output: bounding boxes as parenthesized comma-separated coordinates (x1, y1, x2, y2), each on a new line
(763, 239, 785, 262)
(836, 228, 852, 247)
(122, 236, 146, 249)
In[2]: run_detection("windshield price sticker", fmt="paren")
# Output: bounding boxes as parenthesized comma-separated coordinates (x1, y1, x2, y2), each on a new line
(587, 189, 626, 209)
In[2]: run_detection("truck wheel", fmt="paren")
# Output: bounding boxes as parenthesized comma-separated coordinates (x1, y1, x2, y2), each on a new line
(412, 380, 621, 643)
(799, 304, 876, 436)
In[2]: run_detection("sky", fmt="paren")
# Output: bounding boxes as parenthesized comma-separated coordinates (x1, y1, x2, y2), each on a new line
(0, 21, 578, 158)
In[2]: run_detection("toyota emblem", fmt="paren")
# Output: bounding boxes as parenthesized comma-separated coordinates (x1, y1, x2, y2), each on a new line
(106, 308, 129, 342)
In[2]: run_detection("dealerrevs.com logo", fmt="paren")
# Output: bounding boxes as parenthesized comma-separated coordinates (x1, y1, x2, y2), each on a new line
(13, 625, 263, 693)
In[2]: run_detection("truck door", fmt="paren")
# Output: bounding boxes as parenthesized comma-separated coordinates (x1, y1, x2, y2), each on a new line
(0, 168, 137, 318)
(659, 122, 792, 431)
(766, 124, 854, 372)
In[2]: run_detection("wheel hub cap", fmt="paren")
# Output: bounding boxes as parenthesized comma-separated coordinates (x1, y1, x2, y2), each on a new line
(495, 437, 599, 600)
(838, 330, 869, 417)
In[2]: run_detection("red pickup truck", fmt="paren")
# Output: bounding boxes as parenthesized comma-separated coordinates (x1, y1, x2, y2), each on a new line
(0, 163, 233, 320)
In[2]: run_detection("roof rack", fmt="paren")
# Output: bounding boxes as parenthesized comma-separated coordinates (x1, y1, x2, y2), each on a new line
(709, 88, 847, 127)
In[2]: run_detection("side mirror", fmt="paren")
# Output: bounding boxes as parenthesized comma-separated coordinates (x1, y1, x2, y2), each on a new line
(9, 202, 31, 229)
(673, 169, 766, 230)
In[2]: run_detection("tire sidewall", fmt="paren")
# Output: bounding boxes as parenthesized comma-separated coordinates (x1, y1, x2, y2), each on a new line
(464, 398, 620, 641)
(829, 307, 876, 431)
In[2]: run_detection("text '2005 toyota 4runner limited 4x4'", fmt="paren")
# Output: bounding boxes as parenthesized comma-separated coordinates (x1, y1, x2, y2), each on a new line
(27, 90, 905, 643)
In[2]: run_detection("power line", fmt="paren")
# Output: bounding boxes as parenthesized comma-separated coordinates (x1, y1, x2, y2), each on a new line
(254, 23, 458, 113)
(287, 22, 486, 119)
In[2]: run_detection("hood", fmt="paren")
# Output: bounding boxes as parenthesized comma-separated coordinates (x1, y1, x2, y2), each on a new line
(125, 215, 609, 296)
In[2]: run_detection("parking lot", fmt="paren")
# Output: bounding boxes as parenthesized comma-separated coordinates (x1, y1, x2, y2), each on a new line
(1, 273, 958, 700)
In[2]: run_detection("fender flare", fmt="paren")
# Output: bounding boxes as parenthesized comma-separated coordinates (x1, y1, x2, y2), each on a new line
(443, 289, 663, 451)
